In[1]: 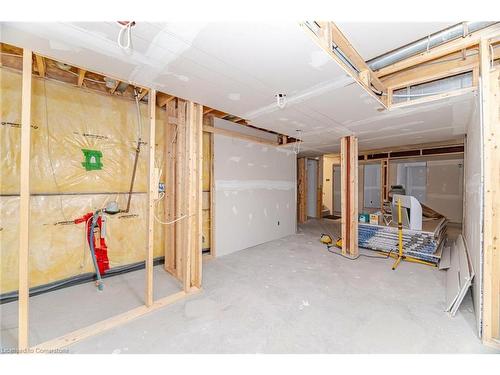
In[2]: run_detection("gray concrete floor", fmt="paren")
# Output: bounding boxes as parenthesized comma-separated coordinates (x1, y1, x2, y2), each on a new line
(1, 219, 497, 353)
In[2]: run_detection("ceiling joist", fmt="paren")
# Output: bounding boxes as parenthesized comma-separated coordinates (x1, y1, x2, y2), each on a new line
(35, 55, 45, 77)
(157, 93, 175, 107)
(109, 80, 120, 94)
(138, 88, 149, 101)
(77, 68, 86, 87)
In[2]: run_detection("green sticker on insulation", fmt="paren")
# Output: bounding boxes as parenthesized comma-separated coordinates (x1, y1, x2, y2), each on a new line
(81, 149, 103, 171)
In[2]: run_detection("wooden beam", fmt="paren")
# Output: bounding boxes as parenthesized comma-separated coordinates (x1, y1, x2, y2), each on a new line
(340, 136, 358, 257)
(164, 100, 177, 273)
(302, 22, 386, 106)
(202, 124, 278, 146)
(329, 23, 385, 92)
(35, 54, 45, 77)
(359, 138, 465, 156)
(382, 53, 479, 91)
(145, 89, 156, 307)
(183, 102, 203, 291)
(375, 24, 500, 78)
(316, 156, 324, 218)
(18, 49, 33, 351)
(110, 79, 120, 94)
(138, 88, 149, 101)
(480, 37, 500, 348)
(77, 69, 86, 87)
(390, 87, 476, 109)
(157, 94, 175, 108)
(208, 122, 216, 258)
(175, 100, 187, 281)
(297, 158, 307, 224)
(203, 107, 214, 115)
(33, 290, 199, 350)
(191, 103, 203, 288)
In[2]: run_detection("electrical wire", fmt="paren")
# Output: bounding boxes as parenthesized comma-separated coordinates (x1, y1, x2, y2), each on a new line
(152, 191, 195, 225)
(117, 22, 133, 50)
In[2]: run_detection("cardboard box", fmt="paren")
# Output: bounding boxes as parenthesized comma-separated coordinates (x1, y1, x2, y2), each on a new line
(370, 213, 380, 225)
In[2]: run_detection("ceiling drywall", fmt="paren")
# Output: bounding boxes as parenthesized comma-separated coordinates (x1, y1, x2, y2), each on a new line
(336, 22, 456, 61)
(0, 21, 474, 156)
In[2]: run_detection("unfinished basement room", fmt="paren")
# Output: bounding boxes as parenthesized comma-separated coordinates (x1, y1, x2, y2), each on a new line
(1, 4, 500, 364)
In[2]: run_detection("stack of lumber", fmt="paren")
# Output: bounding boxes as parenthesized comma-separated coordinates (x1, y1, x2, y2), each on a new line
(358, 217, 448, 264)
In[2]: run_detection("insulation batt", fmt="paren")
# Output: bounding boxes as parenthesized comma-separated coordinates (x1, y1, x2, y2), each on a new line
(0, 68, 210, 293)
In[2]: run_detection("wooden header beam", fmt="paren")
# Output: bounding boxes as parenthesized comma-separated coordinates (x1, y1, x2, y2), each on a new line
(302, 21, 386, 106)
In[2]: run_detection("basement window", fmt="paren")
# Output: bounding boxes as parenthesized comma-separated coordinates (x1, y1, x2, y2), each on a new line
(392, 72, 473, 104)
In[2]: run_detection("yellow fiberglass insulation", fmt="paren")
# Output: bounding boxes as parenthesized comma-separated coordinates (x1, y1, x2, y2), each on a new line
(0, 68, 172, 293)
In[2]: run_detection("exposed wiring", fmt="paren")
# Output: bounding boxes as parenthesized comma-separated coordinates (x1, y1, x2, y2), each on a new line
(117, 22, 134, 50)
(153, 192, 194, 225)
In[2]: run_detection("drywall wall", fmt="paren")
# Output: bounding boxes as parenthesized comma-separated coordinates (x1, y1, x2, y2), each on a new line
(426, 159, 464, 223)
(214, 120, 296, 257)
(387, 157, 464, 223)
(463, 95, 482, 335)
(0, 67, 198, 293)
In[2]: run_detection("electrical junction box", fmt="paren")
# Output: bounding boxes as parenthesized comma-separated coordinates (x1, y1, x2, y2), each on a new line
(158, 182, 165, 193)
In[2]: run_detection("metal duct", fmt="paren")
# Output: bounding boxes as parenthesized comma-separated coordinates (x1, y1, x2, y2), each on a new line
(368, 22, 497, 72)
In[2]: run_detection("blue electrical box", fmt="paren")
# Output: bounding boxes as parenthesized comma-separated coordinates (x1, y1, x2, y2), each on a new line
(158, 182, 165, 193)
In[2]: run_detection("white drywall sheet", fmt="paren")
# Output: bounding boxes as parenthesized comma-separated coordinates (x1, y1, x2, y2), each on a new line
(363, 164, 381, 209)
(214, 127, 296, 257)
(426, 159, 464, 223)
(463, 95, 482, 336)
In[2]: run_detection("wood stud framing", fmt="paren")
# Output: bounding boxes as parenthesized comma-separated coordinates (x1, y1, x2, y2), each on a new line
(316, 156, 324, 218)
(34, 54, 45, 78)
(480, 37, 500, 349)
(18, 49, 33, 351)
(164, 100, 177, 274)
(10, 47, 204, 351)
(297, 158, 307, 224)
(145, 89, 156, 307)
(77, 69, 86, 87)
(340, 136, 358, 257)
